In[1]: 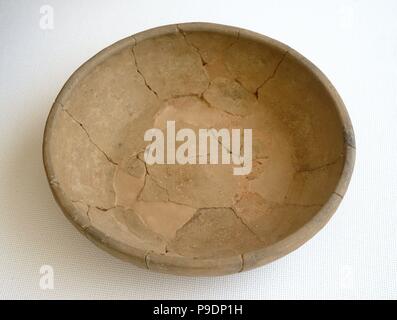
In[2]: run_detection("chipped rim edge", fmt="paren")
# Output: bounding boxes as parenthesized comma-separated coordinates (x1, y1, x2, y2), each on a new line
(42, 22, 356, 276)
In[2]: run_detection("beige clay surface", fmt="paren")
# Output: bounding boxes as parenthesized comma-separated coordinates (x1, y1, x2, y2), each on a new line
(43, 23, 355, 275)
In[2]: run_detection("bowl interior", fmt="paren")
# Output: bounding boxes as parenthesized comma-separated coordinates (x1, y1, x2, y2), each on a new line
(45, 24, 347, 271)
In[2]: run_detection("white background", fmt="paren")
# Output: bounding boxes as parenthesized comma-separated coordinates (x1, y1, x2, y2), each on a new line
(1, 0, 396, 299)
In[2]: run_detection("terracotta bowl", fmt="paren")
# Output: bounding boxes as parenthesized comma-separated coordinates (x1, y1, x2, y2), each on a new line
(43, 23, 355, 276)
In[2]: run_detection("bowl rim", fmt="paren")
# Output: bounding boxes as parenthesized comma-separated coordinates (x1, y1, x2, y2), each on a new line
(42, 22, 356, 276)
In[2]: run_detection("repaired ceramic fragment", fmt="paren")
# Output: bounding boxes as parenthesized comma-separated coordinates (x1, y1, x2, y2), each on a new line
(43, 23, 355, 276)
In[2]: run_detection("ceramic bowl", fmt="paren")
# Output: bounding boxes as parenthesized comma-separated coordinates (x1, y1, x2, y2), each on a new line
(43, 23, 355, 276)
